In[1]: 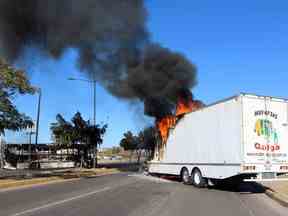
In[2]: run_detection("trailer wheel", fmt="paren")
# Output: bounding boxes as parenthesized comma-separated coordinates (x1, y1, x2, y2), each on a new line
(181, 168, 191, 185)
(191, 168, 207, 188)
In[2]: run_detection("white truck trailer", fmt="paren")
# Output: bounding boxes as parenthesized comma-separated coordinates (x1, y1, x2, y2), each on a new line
(148, 93, 288, 187)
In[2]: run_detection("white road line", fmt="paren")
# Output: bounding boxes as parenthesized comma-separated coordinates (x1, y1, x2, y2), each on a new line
(10, 186, 111, 216)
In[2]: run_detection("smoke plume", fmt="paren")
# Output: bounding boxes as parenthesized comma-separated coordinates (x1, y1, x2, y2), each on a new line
(0, 0, 198, 119)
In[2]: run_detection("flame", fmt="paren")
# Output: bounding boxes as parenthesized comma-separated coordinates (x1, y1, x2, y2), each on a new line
(154, 94, 204, 160)
(176, 98, 203, 116)
(156, 96, 204, 143)
(156, 116, 176, 143)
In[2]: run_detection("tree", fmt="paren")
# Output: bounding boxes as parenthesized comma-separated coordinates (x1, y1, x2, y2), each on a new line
(50, 114, 73, 144)
(141, 127, 157, 159)
(71, 112, 88, 143)
(85, 123, 107, 168)
(119, 127, 158, 163)
(120, 131, 139, 162)
(120, 131, 138, 151)
(50, 112, 108, 168)
(134, 127, 157, 162)
(50, 114, 74, 160)
(0, 58, 35, 134)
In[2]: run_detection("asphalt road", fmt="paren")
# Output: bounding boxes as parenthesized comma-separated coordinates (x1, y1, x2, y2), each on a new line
(0, 173, 287, 216)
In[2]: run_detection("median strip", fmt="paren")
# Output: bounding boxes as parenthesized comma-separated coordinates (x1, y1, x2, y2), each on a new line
(0, 168, 120, 191)
(0, 176, 75, 191)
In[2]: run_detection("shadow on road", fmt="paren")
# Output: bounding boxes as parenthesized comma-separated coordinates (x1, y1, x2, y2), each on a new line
(209, 182, 268, 194)
(147, 173, 269, 194)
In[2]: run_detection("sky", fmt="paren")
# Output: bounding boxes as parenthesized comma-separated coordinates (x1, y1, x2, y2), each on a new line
(4, 0, 288, 146)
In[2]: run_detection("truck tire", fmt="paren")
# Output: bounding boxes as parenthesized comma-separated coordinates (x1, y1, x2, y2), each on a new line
(191, 168, 207, 188)
(181, 168, 191, 185)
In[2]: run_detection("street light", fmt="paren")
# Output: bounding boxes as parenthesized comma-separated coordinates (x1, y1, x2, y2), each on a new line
(35, 88, 41, 168)
(68, 78, 96, 126)
(26, 130, 35, 163)
(68, 77, 97, 168)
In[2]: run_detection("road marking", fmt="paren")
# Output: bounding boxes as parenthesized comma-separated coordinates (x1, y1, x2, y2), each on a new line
(10, 186, 111, 216)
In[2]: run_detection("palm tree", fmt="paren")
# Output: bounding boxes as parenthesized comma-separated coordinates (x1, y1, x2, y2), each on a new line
(120, 131, 138, 162)
(71, 112, 88, 162)
(51, 112, 107, 168)
(50, 114, 73, 160)
(120, 127, 157, 162)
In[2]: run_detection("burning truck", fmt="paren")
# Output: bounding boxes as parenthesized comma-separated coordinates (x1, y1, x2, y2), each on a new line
(153, 90, 204, 161)
(1, 1, 287, 187)
(148, 93, 288, 187)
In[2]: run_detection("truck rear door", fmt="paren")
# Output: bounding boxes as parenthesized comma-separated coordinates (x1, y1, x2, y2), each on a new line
(242, 94, 288, 176)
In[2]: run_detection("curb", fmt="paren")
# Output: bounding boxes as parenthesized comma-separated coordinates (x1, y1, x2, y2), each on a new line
(80, 171, 120, 178)
(0, 171, 120, 192)
(265, 189, 288, 207)
(0, 178, 80, 193)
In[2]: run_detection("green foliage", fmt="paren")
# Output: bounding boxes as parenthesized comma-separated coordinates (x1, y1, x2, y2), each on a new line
(139, 126, 157, 151)
(119, 127, 157, 160)
(0, 58, 35, 134)
(119, 131, 139, 151)
(120, 127, 157, 151)
(50, 111, 108, 149)
(50, 114, 74, 147)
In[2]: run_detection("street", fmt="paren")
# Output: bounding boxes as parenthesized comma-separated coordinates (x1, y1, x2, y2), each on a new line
(0, 173, 287, 216)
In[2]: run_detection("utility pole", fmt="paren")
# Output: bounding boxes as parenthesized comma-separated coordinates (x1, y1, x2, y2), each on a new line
(93, 80, 97, 168)
(35, 88, 41, 168)
(93, 80, 96, 126)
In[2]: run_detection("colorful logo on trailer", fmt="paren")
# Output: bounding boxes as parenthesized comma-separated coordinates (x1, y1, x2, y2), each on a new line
(255, 119, 278, 144)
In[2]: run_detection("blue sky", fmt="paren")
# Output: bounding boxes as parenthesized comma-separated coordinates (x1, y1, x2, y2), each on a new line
(5, 0, 288, 146)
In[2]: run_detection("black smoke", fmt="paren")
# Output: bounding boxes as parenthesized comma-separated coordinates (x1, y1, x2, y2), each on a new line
(0, 0, 198, 119)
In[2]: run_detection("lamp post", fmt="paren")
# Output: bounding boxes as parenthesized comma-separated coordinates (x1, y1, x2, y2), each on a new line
(26, 130, 35, 164)
(68, 77, 97, 168)
(34, 88, 41, 169)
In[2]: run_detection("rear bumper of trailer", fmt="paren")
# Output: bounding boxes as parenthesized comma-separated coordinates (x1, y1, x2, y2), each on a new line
(243, 172, 288, 182)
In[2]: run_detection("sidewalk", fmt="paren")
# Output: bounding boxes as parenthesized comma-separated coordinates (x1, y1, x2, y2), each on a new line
(262, 175, 288, 207)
